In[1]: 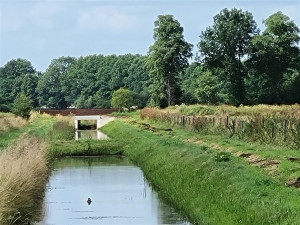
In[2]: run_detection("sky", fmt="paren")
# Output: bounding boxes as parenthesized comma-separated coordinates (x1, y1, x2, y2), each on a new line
(0, 0, 299, 72)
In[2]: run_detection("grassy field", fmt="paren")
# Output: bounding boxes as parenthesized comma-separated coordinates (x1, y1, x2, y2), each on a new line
(1, 108, 300, 224)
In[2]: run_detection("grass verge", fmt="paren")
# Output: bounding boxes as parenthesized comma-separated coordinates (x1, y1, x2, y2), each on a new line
(0, 137, 49, 225)
(100, 120, 300, 225)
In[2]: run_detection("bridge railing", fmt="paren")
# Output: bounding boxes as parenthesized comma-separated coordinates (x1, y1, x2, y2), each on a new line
(40, 108, 119, 116)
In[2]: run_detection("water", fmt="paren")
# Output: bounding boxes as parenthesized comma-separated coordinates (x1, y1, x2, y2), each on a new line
(75, 130, 109, 140)
(35, 157, 191, 225)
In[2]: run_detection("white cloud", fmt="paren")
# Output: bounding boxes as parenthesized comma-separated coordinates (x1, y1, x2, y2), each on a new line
(78, 6, 137, 31)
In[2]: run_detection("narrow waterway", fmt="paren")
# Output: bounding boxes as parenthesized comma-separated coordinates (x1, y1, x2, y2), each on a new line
(35, 157, 191, 225)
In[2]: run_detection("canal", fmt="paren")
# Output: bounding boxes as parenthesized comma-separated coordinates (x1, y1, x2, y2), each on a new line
(35, 157, 191, 225)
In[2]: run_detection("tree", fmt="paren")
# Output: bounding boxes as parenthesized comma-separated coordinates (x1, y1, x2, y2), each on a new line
(0, 58, 36, 110)
(146, 15, 193, 107)
(36, 56, 76, 108)
(12, 93, 32, 119)
(195, 70, 220, 104)
(179, 62, 202, 104)
(246, 12, 300, 104)
(111, 88, 134, 111)
(198, 8, 258, 105)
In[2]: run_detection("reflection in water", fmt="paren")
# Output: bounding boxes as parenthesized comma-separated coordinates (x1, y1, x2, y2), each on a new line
(35, 157, 191, 225)
(75, 130, 109, 140)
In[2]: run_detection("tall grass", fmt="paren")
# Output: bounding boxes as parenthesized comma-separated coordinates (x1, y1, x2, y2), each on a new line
(0, 116, 27, 136)
(175, 104, 300, 117)
(48, 117, 75, 142)
(141, 106, 300, 149)
(0, 136, 49, 225)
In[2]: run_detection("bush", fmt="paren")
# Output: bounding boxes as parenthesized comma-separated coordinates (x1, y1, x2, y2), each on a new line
(111, 88, 134, 111)
(0, 104, 11, 112)
(12, 94, 32, 120)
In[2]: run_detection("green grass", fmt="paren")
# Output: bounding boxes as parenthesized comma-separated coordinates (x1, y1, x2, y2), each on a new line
(143, 119, 300, 183)
(48, 139, 123, 158)
(101, 120, 300, 225)
(0, 116, 56, 151)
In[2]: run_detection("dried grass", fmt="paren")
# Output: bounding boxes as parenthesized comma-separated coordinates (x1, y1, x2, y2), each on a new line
(141, 106, 300, 149)
(0, 136, 49, 224)
(0, 117, 27, 134)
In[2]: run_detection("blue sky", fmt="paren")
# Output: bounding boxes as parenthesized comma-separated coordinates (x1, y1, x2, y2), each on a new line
(0, 0, 299, 72)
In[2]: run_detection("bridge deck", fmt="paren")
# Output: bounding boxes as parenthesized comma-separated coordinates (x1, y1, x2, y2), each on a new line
(40, 108, 118, 116)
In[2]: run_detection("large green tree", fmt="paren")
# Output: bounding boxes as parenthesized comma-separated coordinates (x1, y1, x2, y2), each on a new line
(198, 8, 258, 105)
(36, 56, 76, 109)
(146, 15, 193, 107)
(246, 12, 300, 104)
(0, 59, 36, 110)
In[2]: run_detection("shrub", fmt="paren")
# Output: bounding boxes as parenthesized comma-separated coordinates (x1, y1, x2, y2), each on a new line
(12, 93, 32, 120)
(111, 88, 134, 111)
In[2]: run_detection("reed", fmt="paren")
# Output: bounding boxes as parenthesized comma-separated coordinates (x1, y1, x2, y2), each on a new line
(0, 137, 49, 225)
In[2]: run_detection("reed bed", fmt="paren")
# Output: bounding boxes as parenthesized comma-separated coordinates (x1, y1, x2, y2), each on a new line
(141, 106, 300, 149)
(0, 137, 49, 225)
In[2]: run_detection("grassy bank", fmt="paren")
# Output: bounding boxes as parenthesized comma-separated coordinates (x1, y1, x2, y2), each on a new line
(139, 107, 300, 183)
(0, 113, 55, 151)
(0, 137, 49, 225)
(101, 119, 300, 225)
(0, 114, 56, 225)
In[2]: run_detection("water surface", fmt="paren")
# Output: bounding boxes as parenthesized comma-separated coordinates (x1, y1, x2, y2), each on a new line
(36, 157, 191, 225)
(75, 130, 109, 140)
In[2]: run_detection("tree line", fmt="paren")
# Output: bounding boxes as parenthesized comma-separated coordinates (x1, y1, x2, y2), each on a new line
(0, 8, 299, 112)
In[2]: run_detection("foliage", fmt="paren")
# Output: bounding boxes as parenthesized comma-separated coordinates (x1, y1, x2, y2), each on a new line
(246, 12, 300, 104)
(111, 88, 134, 111)
(198, 8, 258, 105)
(146, 15, 193, 107)
(194, 70, 220, 104)
(0, 58, 37, 111)
(36, 56, 76, 109)
(12, 93, 32, 119)
(178, 62, 202, 104)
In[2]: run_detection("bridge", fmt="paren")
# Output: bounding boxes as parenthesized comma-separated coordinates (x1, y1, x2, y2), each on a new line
(40, 108, 118, 116)
(40, 108, 117, 138)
